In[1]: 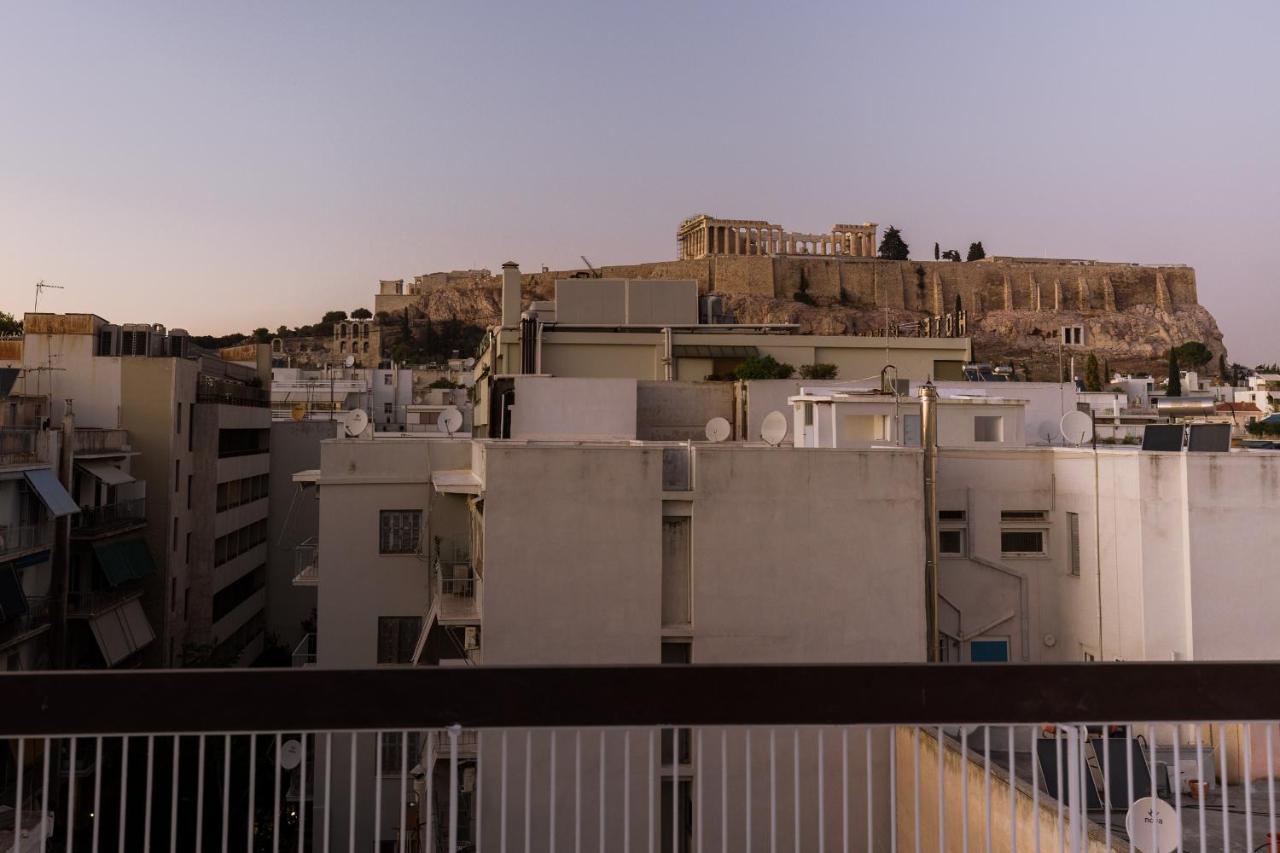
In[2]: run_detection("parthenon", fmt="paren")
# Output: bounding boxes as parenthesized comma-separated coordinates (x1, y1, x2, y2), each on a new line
(676, 214, 879, 260)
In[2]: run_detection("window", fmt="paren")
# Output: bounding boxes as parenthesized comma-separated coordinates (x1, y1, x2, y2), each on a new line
(376, 616, 422, 664)
(379, 510, 422, 554)
(939, 510, 966, 521)
(187, 474, 192, 509)
(339, 341, 346, 352)
(1061, 326, 1084, 346)
(172, 517, 178, 552)
(939, 529, 965, 555)
(383, 374, 393, 386)
(1001, 510, 1047, 522)
(380, 731, 422, 774)
(185, 531, 191, 564)
(661, 641, 692, 766)
(974, 416, 1003, 443)
(174, 459, 180, 492)
(661, 517, 692, 627)
(214, 519, 268, 566)
(1001, 530, 1045, 555)
(363, 341, 369, 353)
(383, 403, 393, 415)
(171, 577, 177, 612)
(212, 564, 266, 622)
(188, 404, 194, 452)
(183, 587, 189, 620)
(933, 360, 964, 381)
(1068, 512, 1081, 576)
(175, 402, 181, 434)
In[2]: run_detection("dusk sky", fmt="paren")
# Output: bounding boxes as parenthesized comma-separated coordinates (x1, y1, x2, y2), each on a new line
(2, 2, 1277, 362)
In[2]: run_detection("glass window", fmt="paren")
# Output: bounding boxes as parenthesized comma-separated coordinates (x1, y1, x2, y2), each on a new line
(1068, 512, 1081, 576)
(1001, 530, 1045, 555)
(379, 510, 422, 554)
(377, 616, 422, 664)
(939, 529, 964, 555)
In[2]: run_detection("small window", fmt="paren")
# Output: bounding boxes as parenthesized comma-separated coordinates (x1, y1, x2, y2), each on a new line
(174, 459, 180, 492)
(974, 416, 1003, 443)
(186, 474, 192, 510)
(379, 510, 422, 554)
(1001, 510, 1047, 522)
(185, 531, 191, 564)
(1068, 512, 1081, 576)
(384, 374, 393, 386)
(175, 402, 182, 434)
(938, 510, 966, 521)
(1061, 326, 1084, 346)
(172, 516, 179, 552)
(1001, 530, 1045, 555)
(939, 529, 964, 555)
(383, 403, 393, 415)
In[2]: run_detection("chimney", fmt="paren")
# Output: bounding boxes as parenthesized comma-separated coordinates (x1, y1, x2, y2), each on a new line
(501, 262, 522, 328)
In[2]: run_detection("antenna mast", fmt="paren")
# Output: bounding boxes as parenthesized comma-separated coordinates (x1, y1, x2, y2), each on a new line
(34, 280, 64, 313)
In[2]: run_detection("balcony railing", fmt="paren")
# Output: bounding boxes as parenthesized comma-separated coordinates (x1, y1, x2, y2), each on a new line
(69, 497, 146, 537)
(2, 663, 1278, 853)
(0, 426, 39, 464)
(0, 595, 50, 649)
(434, 561, 481, 624)
(0, 521, 53, 558)
(292, 539, 319, 586)
(291, 632, 316, 667)
(72, 428, 129, 455)
(197, 375, 269, 408)
(65, 586, 143, 618)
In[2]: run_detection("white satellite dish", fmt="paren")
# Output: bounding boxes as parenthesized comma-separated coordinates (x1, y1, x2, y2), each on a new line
(278, 738, 302, 770)
(1059, 410, 1093, 446)
(344, 408, 370, 437)
(1124, 797, 1179, 853)
(760, 411, 788, 447)
(438, 406, 463, 436)
(705, 416, 731, 443)
(344, 355, 355, 368)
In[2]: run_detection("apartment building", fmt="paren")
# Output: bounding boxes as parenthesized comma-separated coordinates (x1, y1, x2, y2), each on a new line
(3, 314, 272, 667)
(270, 365, 471, 432)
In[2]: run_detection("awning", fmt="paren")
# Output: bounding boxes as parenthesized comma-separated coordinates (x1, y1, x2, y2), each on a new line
(92, 538, 157, 587)
(291, 469, 320, 485)
(76, 460, 135, 486)
(431, 469, 482, 495)
(671, 344, 758, 359)
(89, 598, 155, 666)
(0, 368, 19, 397)
(23, 468, 80, 517)
(0, 566, 28, 623)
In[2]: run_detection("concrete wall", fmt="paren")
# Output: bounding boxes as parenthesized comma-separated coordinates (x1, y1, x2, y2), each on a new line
(266, 420, 337, 647)
(511, 377, 638, 441)
(7, 331, 122, 427)
(635, 381, 734, 441)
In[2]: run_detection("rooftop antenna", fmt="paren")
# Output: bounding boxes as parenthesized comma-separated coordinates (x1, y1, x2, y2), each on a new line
(760, 410, 788, 447)
(34, 280, 64, 313)
(439, 406, 463, 437)
(704, 416, 731, 443)
(580, 256, 600, 278)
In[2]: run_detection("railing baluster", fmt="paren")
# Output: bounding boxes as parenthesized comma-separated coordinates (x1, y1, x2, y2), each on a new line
(476, 732, 484, 853)
(247, 735, 258, 853)
(1146, 725, 1157, 853)
(746, 729, 752, 853)
(1268, 724, 1276, 853)
(912, 727, 921, 853)
(794, 729, 802, 853)
(697, 729, 704, 853)
(675, 728, 681, 853)
(575, 730, 583, 853)
(274, 733, 283, 853)
(864, 729, 872, 853)
(1056, 728, 1065, 853)
(769, 728, 777, 853)
(1171, 728, 1181, 853)
(960, 728, 968, 853)
(448, 726, 460, 853)
(297, 733, 307, 853)
(1007, 727, 1014, 853)
(525, 730, 533, 853)
(196, 734, 206, 853)
(1219, 723, 1230, 853)
(889, 727, 896, 853)
(92, 735, 102, 853)
(144, 735, 155, 853)
(550, 730, 558, 853)
(626, 730, 633, 853)
(222, 735, 231, 853)
(323, 732, 332, 853)
(169, 736, 180, 853)
(398, 731, 407, 853)
(500, 730, 508, 853)
(424, 732, 433, 853)
(1194, 725, 1205, 853)
(1125, 725, 1134, 853)
(118, 735, 130, 853)
(983, 727, 991, 853)
(347, 734, 356, 853)
(40, 736, 50, 853)
(67, 738, 78, 853)
(1245, 723, 1255, 853)
(12, 737, 23, 853)
(648, 728, 655, 853)
(817, 729, 825, 853)
(600, 730, 607, 853)
(1029, 727, 1039, 853)
(939, 727, 947, 853)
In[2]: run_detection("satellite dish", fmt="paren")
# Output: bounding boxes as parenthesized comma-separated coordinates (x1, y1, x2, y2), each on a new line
(1124, 797, 1179, 853)
(278, 739, 302, 770)
(1059, 410, 1093, 446)
(760, 411, 788, 447)
(344, 408, 370, 437)
(705, 416, 731, 443)
(438, 406, 463, 436)
(344, 355, 355, 368)
(290, 403, 306, 422)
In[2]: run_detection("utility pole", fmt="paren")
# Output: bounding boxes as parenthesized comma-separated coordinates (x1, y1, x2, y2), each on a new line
(920, 383, 940, 662)
(49, 399, 75, 668)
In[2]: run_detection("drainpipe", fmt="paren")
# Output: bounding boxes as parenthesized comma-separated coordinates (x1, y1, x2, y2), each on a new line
(920, 383, 939, 662)
(534, 320, 544, 375)
(50, 398, 74, 668)
(661, 327, 673, 381)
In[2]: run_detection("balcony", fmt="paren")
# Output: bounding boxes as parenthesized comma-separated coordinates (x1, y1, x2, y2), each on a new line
(434, 561, 481, 624)
(72, 428, 130, 456)
(0, 594, 50, 651)
(197, 375, 269, 408)
(65, 586, 143, 618)
(291, 632, 316, 667)
(0, 522, 53, 559)
(69, 497, 147, 539)
(0, 427, 39, 465)
(0, 663, 1274, 853)
(292, 539, 319, 586)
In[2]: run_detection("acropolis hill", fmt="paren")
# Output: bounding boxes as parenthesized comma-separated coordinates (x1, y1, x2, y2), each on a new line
(371, 215, 1226, 380)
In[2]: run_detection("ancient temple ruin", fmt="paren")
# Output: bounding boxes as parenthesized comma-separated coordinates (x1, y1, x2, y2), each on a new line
(677, 215, 878, 260)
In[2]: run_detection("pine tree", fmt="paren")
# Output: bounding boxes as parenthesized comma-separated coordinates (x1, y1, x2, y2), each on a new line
(1085, 353, 1102, 392)
(1103, 358, 1111, 386)
(878, 226, 910, 261)
(966, 241, 986, 261)
(1219, 352, 1231, 384)
(934, 242, 940, 261)
(1167, 348, 1182, 397)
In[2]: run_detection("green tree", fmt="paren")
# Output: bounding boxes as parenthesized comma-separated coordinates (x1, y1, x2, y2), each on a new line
(878, 226, 910, 261)
(1173, 340, 1213, 368)
(1103, 358, 1111, 384)
(252, 327, 271, 344)
(350, 307, 373, 319)
(0, 311, 21, 335)
(933, 242, 940, 261)
(799, 363, 838, 379)
(966, 241, 986, 261)
(1167, 348, 1182, 397)
(275, 325, 290, 338)
(734, 355, 795, 380)
(1219, 352, 1230, 383)
(319, 310, 347, 335)
(1084, 353, 1102, 392)
(941, 249, 962, 262)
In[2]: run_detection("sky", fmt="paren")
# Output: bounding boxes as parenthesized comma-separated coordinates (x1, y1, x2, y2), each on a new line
(1, 1, 1277, 362)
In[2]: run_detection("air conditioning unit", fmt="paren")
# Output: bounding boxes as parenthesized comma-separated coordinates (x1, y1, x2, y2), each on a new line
(148, 324, 167, 356)
(167, 329, 189, 358)
(120, 324, 151, 356)
(98, 324, 120, 356)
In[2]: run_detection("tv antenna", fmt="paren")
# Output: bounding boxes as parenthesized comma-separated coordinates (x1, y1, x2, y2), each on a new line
(34, 280, 64, 313)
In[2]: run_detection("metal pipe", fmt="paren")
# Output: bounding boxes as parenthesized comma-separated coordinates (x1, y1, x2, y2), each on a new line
(920, 383, 940, 661)
(661, 328, 673, 381)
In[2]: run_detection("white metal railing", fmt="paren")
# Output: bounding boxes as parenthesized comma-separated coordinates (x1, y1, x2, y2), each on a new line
(291, 633, 316, 667)
(1, 721, 1265, 853)
(293, 540, 319, 586)
(433, 562, 480, 624)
